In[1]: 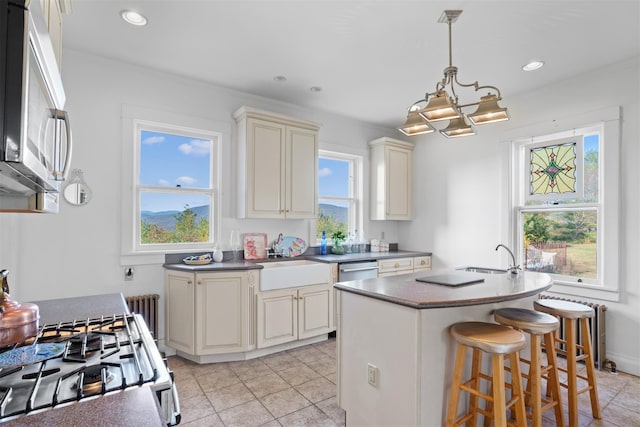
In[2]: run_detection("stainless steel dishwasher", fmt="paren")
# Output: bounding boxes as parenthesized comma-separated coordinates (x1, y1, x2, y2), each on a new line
(338, 260, 379, 281)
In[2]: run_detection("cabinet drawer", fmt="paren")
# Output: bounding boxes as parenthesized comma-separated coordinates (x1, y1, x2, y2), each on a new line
(413, 256, 432, 271)
(377, 257, 413, 275)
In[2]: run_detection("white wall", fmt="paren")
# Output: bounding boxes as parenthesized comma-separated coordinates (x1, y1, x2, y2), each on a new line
(401, 57, 640, 375)
(0, 49, 398, 341)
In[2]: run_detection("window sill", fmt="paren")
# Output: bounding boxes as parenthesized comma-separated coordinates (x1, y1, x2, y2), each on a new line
(545, 280, 619, 303)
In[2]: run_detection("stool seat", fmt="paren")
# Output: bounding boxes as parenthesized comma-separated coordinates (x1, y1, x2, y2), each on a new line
(450, 321, 526, 354)
(534, 299, 594, 319)
(494, 307, 559, 335)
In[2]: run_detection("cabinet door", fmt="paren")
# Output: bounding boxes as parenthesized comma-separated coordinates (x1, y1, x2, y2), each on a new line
(286, 126, 318, 218)
(385, 145, 412, 219)
(195, 272, 250, 354)
(299, 284, 334, 339)
(246, 118, 286, 218)
(257, 289, 298, 348)
(165, 270, 195, 353)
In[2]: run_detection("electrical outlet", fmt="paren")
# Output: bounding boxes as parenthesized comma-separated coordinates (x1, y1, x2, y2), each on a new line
(367, 363, 378, 387)
(124, 267, 134, 281)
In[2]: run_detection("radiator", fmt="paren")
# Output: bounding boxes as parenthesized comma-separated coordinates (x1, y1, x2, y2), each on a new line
(539, 295, 614, 372)
(126, 294, 160, 339)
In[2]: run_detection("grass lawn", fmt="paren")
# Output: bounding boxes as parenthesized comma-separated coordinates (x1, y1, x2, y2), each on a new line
(562, 242, 597, 278)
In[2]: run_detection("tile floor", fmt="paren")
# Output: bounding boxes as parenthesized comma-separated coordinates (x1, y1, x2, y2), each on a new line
(168, 338, 640, 426)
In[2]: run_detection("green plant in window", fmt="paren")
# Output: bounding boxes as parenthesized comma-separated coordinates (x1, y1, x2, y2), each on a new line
(331, 230, 346, 254)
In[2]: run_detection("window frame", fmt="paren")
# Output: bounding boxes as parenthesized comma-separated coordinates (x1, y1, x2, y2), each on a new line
(508, 107, 620, 301)
(316, 150, 363, 243)
(121, 105, 223, 264)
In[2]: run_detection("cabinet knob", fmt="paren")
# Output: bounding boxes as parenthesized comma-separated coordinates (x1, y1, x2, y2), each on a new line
(187, 280, 193, 285)
(394, 263, 399, 268)
(197, 280, 202, 285)
(420, 260, 426, 265)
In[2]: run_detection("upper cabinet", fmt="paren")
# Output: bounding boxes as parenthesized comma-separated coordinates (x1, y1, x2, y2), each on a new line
(369, 137, 415, 220)
(40, 0, 63, 70)
(234, 107, 320, 219)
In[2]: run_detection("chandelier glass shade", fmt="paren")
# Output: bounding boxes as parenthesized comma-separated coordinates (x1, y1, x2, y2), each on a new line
(399, 10, 509, 138)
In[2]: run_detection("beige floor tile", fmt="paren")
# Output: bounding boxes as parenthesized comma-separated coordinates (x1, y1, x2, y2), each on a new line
(604, 387, 640, 415)
(287, 346, 326, 364)
(179, 393, 217, 424)
(206, 382, 255, 412)
(324, 372, 337, 384)
(218, 399, 275, 427)
(229, 358, 275, 382)
(598, 402, 640, 426)
(197, 367, 241, 392)
(175, 375, 204, 400)
(306, 356, 336, 377)
(279, 364, 322, 386)
(180, 413, 226, 427)
(245, 372, 291, 398)
(260, 387, 312, 418)
(295, 377, 336, 404)
(277, 405, 336, 426)
(261, 351, 303, 372)
(260, 420, 283, 427)
(316, 397, 346, 426)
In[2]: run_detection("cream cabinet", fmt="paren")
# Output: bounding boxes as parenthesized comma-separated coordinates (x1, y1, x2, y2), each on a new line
(257, 283, 334, 349)
(40, 0, 63, 70)
(377, 256, 432, 277)
(234, 107, 319, 219)
(369, 137, 415, 220)
(165, 269, 257, 355)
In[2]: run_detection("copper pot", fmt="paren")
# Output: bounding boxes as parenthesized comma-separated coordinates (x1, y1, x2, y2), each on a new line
(0, 270, 39, 347)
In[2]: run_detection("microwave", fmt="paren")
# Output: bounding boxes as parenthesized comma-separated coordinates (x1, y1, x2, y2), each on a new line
(0, 0, 72, 213)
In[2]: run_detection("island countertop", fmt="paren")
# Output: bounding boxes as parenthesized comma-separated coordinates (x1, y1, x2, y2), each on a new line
(333, 269, 552, 309)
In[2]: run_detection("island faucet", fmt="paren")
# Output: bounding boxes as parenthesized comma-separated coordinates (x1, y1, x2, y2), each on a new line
(495, 244, 520, 274)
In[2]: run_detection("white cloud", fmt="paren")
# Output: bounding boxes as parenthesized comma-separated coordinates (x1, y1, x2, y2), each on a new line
(158, 179, 170, 186)
(318, 167, 332, 177)
(178, 139, 211, 156)
(176, 176, 197, 185)
(142, 135, 165, 145)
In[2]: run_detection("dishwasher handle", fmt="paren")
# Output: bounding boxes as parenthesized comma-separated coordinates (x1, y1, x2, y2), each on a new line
(339, 266, 379, 273)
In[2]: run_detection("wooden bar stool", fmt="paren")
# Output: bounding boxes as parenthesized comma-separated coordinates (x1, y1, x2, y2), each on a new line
(534, 299, 601, 426)
(494, 307, 564, 427)
(446, 321, 527, 427)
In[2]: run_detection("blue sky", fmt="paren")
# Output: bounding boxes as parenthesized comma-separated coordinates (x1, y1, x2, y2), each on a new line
(318, 157, 349, 197)
(140, 130, 212, 212)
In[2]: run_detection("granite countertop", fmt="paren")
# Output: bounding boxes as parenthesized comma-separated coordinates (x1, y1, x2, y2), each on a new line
(4, 386, 164, 426)
(30, 293, 129, 325)
(333, 269, 552, 309)
(163, 250, 432, 271)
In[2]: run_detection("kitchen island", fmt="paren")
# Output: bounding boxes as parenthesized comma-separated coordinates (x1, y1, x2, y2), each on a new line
(334, 269, 552, 427)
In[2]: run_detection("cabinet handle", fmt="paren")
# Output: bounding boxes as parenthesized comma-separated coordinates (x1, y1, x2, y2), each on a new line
(197, 280, 202, 285)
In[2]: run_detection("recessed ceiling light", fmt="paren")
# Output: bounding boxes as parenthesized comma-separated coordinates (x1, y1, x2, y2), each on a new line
(120, 10, 148, 26)
(273, 76, 287, 82)
(522, 61, 544, 71)
(310, 86, 322, 93)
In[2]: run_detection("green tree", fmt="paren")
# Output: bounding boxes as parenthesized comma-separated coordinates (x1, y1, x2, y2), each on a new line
(523, 213, 551, 244)
(174, 205, 208, 242)
(554, 211, 596, 243)
(316, 211, 347, 239)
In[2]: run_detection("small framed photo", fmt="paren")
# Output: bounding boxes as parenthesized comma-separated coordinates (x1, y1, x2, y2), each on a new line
(243, 233, 268, 259)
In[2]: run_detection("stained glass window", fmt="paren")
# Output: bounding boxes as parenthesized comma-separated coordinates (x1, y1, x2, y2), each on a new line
(526, 136, 583, 202)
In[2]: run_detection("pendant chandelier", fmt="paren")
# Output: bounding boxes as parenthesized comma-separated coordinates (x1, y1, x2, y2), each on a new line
(399, 10, 509, 138)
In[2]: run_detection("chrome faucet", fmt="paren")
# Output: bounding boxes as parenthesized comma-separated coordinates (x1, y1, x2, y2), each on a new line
(495, 244, 520, 274)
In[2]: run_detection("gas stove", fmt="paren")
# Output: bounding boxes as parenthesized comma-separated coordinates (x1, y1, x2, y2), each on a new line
(0, 313, 179, 424)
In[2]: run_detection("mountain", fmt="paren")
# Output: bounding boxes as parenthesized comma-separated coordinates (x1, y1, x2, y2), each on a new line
(319, 203, 347, 223)
(141, 205, 209, 230)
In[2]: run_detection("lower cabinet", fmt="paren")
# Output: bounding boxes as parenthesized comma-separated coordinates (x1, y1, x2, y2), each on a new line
(165, 269, 257, 355)
(257, 283, 334, 349)
(377, 256, 432, 277)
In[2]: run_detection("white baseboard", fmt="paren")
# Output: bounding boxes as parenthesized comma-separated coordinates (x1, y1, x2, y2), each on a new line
(605, 351, 640, 376)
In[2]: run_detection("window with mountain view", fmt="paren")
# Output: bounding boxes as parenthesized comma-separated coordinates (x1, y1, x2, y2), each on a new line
(135, 122, 219, 250)
(317, 151, 362, 242)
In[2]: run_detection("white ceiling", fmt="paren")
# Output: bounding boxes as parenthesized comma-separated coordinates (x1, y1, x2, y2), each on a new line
(62, 1, 640, 129)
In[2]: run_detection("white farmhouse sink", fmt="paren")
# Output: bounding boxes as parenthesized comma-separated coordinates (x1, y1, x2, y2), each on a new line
(257, 260, 330, 291)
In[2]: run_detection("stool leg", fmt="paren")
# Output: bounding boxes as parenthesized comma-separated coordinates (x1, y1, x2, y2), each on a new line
(581, 317, 602, 419)
(469, 348, 482, 426)
(530, 334, 543, 427)
(508, 351, 527, 427)
(566, 318, 579, 427)
(543, 331, 565, 427)
(446, 343, 467, 427)
(491, 353, 507, 427)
